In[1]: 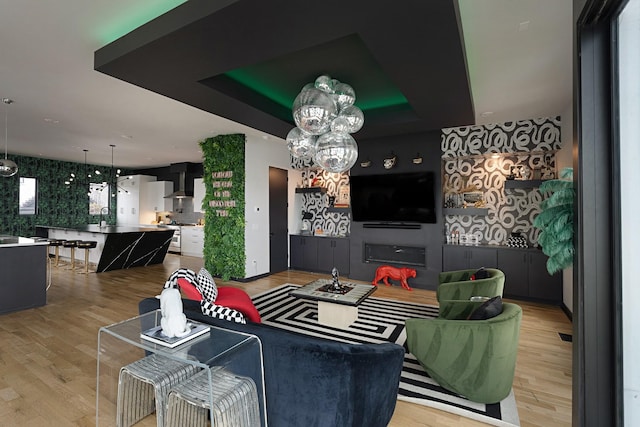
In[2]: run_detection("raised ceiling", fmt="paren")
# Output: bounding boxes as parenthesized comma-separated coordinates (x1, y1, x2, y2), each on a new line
(94, 0, 475, 141)
(0, 0, 572, 168)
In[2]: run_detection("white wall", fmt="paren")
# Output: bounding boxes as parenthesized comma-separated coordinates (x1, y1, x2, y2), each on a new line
(244, 134, 290, 278)
(557, 104, 574, 313)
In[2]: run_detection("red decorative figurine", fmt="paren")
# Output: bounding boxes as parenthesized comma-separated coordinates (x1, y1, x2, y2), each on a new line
(372, 265, 417, 291)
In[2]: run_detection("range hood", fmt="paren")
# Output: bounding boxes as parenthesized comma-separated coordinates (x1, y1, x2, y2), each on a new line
(164, 167, 193, 199)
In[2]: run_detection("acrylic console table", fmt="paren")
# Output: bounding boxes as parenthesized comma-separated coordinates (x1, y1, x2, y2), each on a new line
(96, 310, 266, 426)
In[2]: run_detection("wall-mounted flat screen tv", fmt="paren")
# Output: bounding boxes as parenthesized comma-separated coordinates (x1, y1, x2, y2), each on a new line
(350, 172, 436, 223)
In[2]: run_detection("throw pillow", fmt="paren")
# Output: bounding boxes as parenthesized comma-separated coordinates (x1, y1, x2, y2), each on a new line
(164, 268, 198, 289)
(196, 267, 218, 302)
(470, 267, 490, 280)
(468, 296, 503, 320)
(200, 300, 246, 324)
(177, 278, 203, 301)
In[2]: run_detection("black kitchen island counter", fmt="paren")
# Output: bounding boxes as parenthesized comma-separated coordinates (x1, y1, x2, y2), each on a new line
(37, 225, 175, 272)
(39, 224, 170, 234)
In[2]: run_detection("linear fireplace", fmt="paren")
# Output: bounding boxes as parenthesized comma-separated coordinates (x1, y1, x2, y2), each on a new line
(363, 243, 426, 267)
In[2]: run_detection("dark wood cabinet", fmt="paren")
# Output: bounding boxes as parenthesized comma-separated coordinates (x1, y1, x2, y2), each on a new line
(289, 235, 318, 271)
(497, 248, 562, 303)
(442, 245, 497, 271)
(317, 238, 350, 275)
(290, 235, 350, 275)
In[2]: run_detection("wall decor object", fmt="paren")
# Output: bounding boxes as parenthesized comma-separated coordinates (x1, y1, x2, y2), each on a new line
(287, 74, 364, 173)
(383, 152, 397, 169)
(200, 134, 246, 280)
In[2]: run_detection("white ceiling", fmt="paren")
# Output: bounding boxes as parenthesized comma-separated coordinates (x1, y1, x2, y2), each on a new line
(0, 0, 572, 169)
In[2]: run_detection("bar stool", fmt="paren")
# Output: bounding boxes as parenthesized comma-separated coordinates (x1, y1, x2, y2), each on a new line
(62, 240, 79, 270)
(48, 239, 65, 267)
(165, 367, 260, 427)
(116, 354, 201, 427)
(76, 240, 97, 274)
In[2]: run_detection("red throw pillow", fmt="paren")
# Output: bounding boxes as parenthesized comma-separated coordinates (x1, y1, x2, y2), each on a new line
(177, 278, 203, 301)
(215, 287, 262, 323)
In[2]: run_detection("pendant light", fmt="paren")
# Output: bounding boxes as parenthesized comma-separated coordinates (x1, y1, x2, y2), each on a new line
(0, 98, 18, 178)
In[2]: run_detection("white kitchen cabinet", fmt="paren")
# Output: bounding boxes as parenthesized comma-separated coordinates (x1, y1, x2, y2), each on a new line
(116, 175, 156, 225)
(181, 226, 205, 258)
(193, 178, 206, 213)
(143, 180, 173, 213)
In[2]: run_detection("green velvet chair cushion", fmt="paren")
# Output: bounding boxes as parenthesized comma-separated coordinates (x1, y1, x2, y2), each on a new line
(436, 268, 505, 303)
(405, 302, 522, 404)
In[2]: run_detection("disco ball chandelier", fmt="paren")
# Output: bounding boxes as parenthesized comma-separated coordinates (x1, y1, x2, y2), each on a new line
(287, 75, 364, 173)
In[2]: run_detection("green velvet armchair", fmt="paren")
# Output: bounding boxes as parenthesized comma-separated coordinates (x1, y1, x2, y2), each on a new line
(437, 268, 505, 319)
(405, 302, 522, 404)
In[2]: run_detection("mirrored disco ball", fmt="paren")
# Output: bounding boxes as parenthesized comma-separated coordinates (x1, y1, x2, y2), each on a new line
(332, 82, 356, 110)
(0, 159, 18, 177)
(330, 116, 351, 133)
(314, 75, 335, 93)
(292, 88, 337, 135)
(313, 131, 358, 173)
(286, 127, 317, 159)
(338, 105, 364, 133)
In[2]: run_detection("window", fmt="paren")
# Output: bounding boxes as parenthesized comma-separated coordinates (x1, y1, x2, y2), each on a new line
(89, 182, 110, 215)
(617, 0, 640, 424)
(19, 177, 37, 215)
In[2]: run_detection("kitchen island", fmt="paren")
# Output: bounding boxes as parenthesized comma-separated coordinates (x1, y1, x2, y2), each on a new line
(0, 236, 49, 314)
(37, 225, 174, 273)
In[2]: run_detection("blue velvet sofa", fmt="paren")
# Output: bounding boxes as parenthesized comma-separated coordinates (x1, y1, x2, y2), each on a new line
(139, 297, 405, 427)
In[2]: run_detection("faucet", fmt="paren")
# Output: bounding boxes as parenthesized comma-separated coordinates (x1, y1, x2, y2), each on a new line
(99, 207, 110, 227)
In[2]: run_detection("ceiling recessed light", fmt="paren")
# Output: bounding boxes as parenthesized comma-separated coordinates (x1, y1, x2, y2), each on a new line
(44, 118, 60, 124)
(120, 134, 133, 140)
(480, 111, 494, 117)
(518, 21, 530, 31)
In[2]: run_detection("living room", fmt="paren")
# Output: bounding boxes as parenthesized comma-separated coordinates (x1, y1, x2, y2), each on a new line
(0, 0, 636, 426)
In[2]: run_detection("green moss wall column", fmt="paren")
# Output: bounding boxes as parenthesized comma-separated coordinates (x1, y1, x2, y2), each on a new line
(200, 134, 246, 280)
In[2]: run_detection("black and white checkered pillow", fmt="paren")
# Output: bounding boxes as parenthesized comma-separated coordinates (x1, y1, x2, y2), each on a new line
(196, 267, 218, 302)
(200, 300, 246, 324)
(164, 268, 198, 290)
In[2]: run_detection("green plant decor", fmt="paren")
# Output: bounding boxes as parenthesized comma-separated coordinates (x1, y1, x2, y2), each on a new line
(533, 167, 574, 274)
(200, 134, 246, 280)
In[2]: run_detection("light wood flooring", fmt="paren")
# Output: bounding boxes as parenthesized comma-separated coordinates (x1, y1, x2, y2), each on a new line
(0, 254, 572, 426)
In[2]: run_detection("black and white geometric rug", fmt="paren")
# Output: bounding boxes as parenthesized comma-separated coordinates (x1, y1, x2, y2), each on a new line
(251, 284, 520, 427)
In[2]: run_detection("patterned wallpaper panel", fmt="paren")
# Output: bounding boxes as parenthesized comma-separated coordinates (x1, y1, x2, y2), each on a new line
(442, 117, 562, 158)
(298, 169, 350, 236)
(441, 117, 562, 247)
(0, 154, 124, 237)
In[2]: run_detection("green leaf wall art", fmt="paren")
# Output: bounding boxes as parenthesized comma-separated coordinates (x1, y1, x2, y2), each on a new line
(200, 134, 246, 280)
(533, 168, 574, 274)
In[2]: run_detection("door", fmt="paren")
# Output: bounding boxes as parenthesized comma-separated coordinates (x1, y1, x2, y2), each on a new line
(269, 167, 288, 273)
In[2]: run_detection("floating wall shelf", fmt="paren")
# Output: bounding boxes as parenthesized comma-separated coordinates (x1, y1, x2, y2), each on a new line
(327, 207, 351, 213)
(504, 179, 546, 189)
(443, 208, 489, 216)
(295, 187, 327, 194)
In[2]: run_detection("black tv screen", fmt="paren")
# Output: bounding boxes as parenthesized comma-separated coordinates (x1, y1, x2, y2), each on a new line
(350, 172, 436, 223)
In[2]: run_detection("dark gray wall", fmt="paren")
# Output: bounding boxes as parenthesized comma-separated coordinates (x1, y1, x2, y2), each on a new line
(348, 131, 443, 289)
